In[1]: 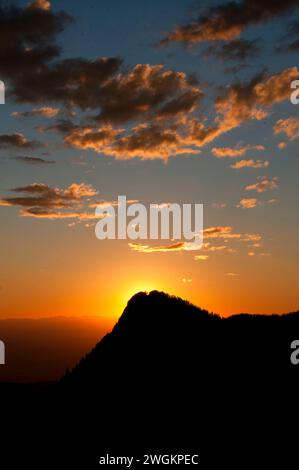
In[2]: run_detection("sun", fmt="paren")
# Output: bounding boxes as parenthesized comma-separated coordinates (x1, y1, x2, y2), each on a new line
(109, 279, 163, 317)
(122, 281, 158, 306)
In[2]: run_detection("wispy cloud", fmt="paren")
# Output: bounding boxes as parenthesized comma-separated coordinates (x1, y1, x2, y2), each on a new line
(129, 242, 186, 253)
(0, 182, 102, 220)
(0, 133, 42, 149)
(205, 38, 261, 62)
(11, 107, 60, 119)
(13, 156, 55, 164)
(160, 0, 299, 45)
(245, 176, 279, 193)
(128, 226, 262, 257)
(274, 117, 299, 141)
(231, 159, 269, 169)
(212, 144, 265, 158)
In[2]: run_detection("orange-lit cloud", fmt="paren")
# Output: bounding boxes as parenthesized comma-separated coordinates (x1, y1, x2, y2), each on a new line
(28, 0, 51, 11)
(101, 124, 199, 160)
(203, 226, 240, 239)
(128, 242, 186, 253)
(201, 243, 227, 252)
(35, 67, 298, 161)
(278, 142, 287, 150)
(212, 145, 265, 158)
(64, 126, 123, 153)
(128, 226, 263, 257)
(65, 123, 200, 160)
(238, 198, 259, 209)
(215, 68, 299, 134)
(231, 159, 269, 169)
(274, 117, 299, 141)
(245, 176, 279, 193)
(0, 182, 102, 221)
(1, 1, 298, 164)
(11, 107, 60, 119)
(161, 0, 299, 45)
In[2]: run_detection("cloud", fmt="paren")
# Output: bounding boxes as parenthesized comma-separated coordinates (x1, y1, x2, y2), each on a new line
(276, 20, 299, 52)
(194, 255, 209, 261)
(238, 198, 259, 208)
(0, 2, 72, 81)
(60, 64, 296, 160)
(62, 123, 200, 160)
(0, 133, 41, 149)
(212, 144, 265, 158)
(274, 117, 299, 141)
(18, 208, 101, 220)
(5, 41, 201, 125)
(128, 242, 186, 253)
(237, 197, 277, 208)
(161, 0, 299, 45)
(0, 186, 140, 221)
(2, 0, 297, 161)
(96, 123, 199, 160)
(231, 159, 269, 169)
(278, 142, 287, 150)
(215, 67, 299, 135)
(206, 38, 261, 61)
(245, 176, 279, 193)
(0, 2, 203, 162)
(203, 226, 261, 242)
(0, 182, 100, 220)
(91, 64, 202, 124)
(28, 0, 51, 11)
(13, 156, 55, 164)
(203, 226, 241, 239)
(11, 107, 60, 118)
(64, 126, 123, 153)
(128, 226, 262, 258)
(45, 119, 203, 161)
(254, 68, 299, 106)
(201, 243, 227, 252)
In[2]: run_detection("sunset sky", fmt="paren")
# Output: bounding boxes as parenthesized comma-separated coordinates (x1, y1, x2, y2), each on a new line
(1, 0, 299, 321)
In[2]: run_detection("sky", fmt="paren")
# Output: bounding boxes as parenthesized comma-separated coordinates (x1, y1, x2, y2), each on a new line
(0, 0, 299, 321)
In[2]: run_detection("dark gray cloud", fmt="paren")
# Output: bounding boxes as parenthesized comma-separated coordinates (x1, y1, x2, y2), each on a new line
(276, 21, 299, 52)
(161, 0, 299, 45)
(0, 2, 72, 77)
(0, 133, 42, 149)
(13, 156, 55, 164)
(1, 3, 201, 128)
(206, 39, 261, 62)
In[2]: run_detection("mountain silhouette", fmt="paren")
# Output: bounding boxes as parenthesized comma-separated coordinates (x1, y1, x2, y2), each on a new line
(62, 290, 298, 390)
(2, 290, 299, 468)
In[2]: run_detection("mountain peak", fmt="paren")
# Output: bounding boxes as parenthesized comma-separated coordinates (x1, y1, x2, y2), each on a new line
(113, 290, 213, 334)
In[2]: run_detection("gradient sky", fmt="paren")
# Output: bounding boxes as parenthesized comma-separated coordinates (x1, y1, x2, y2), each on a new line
(0, 0, 299, 320)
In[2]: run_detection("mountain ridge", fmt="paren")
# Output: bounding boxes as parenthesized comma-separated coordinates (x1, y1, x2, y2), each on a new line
(61, 290, 299, 390)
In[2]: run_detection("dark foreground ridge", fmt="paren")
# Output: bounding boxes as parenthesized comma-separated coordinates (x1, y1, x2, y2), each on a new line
(62, 290, 299, 389)
(2, 290, 299, 468)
